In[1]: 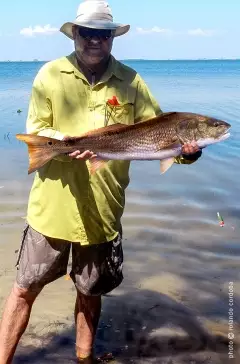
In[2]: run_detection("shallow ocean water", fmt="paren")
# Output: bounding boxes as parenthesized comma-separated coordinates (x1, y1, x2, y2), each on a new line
(0, 59, 239, 363)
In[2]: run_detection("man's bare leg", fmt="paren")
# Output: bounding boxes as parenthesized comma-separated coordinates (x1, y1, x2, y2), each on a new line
(75, 290, 101, 362)
(0, 282, 41, 364)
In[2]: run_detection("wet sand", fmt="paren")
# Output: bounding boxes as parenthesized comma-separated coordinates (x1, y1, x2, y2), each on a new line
(0, 171, 240, 363)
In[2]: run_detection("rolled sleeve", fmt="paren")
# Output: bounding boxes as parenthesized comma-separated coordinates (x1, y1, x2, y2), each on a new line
(175, 149, 203, 164)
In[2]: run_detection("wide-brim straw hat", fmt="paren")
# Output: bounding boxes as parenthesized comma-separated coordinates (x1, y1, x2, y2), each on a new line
(60, 0, 130, 39)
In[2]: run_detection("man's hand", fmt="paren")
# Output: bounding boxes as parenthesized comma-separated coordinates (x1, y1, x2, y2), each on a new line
(63, 135, 96, 161)
(68, 150, 96, 160)
(182, 141, 201, 155)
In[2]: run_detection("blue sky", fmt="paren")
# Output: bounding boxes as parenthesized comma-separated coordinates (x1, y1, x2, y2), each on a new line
(0, 0, 239, 61)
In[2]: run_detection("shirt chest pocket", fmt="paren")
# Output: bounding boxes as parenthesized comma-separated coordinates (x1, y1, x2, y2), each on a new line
(99, 99, 135, 126)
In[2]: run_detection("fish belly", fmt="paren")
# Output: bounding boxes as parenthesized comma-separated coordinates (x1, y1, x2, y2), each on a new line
(96, 147, 182, 161)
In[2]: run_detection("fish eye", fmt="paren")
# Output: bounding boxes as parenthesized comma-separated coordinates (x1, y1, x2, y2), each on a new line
(214, 122, 220, 127)
(48, 141, 53, 145)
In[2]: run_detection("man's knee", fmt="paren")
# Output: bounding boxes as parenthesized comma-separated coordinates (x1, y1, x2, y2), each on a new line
(12, 282, 42, 302)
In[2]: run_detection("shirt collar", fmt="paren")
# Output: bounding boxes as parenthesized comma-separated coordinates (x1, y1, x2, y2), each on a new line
(60, 52, 124, 83)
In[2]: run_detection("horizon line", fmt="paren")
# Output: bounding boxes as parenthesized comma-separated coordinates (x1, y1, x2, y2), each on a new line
(0, 57, 239, 63)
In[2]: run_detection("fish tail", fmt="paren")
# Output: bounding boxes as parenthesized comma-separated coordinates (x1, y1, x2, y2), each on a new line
(16, 134, 59, 174)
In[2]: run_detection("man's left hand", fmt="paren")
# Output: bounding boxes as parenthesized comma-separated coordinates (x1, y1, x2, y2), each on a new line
(182, 141, 201, 155)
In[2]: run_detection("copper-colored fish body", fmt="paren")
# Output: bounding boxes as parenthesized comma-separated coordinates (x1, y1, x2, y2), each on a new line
(16, 111, 231, 175)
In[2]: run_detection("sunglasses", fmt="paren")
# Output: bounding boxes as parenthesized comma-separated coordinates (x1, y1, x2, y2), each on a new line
(78, 27, 113, 40)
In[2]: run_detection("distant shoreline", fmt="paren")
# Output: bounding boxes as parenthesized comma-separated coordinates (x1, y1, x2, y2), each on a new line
(0, 58, 239, 63)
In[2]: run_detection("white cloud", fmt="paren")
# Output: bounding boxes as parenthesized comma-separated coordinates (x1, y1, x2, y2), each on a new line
(20, 24, 59, 37)
(136, 26, 219, 37)
(136, 26, 172, 34)
(187, 28, 215, 37)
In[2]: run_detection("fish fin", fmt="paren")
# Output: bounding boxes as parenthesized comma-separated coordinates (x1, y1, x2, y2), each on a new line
(160, 112, 178, 118)
(88, 157, 109, 174)
(80, 123, 127, 137)
(160, 157, 175, 174)
(16, 134, 59, 174)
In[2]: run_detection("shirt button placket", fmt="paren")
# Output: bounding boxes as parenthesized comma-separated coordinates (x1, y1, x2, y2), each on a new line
(88, 89, 96, 128)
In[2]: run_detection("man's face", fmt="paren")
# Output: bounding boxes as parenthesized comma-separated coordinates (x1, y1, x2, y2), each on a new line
(72, 25, 114, 67)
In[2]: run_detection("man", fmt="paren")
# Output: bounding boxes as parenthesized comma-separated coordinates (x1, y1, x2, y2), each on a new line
(0, 1, 202, 363)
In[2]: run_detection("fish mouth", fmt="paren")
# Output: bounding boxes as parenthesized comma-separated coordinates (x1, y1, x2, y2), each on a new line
(218, 127, 231, 141)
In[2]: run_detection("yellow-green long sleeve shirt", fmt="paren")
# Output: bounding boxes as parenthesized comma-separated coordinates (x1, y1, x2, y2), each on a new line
(26, 52, 162, 245)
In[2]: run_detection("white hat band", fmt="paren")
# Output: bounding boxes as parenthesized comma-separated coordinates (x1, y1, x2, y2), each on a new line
(76, 13, 113, 22)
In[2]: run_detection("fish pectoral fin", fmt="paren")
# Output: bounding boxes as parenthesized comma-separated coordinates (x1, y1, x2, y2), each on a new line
(160, 157, 175, 174)
(88, 157, 109, 174)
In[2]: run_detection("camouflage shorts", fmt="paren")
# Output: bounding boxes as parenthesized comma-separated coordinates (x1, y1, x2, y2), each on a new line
(15, 224, 124, 296)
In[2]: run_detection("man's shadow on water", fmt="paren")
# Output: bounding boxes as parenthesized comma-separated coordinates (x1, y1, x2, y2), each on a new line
(14, 289, 234, 363)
